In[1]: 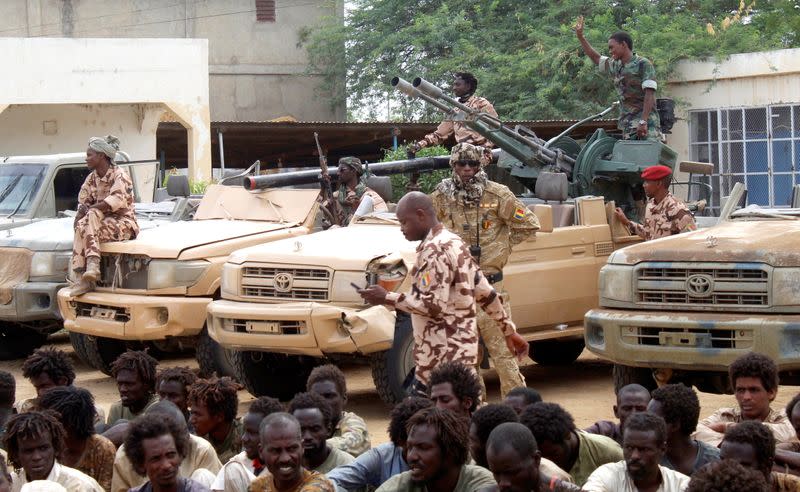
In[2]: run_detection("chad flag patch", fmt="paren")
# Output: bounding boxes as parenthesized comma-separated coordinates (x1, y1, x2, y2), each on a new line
(513, 207, 526, 220)
(420, 271, 431, 288)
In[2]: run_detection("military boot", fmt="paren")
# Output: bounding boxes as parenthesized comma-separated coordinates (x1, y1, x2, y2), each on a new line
(83, 257, 101, 283)
(69, 279, 95, 297)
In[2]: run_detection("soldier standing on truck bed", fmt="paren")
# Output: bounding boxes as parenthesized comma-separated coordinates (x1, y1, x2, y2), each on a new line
(69, 135, 139, 296)
(575, 16, 661, 141)
(430, 143, 539, 399)
(614, 165, 696, 241)
(407, 72, 497, 153)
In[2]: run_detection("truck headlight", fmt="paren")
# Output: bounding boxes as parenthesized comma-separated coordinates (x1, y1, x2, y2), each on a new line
(598, 264, 635, 304)
(331, 271, 371, 304)
(772, 268, 800, 306)
(147, 260, 209, 290)
(30, 251, 71, 280)
(220, 263, 240, 298)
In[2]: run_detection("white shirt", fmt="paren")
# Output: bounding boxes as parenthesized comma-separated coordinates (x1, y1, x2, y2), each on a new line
(211, 451, 264, 492)
(582, 461, 689, 492)
(11, 461, 104, 492)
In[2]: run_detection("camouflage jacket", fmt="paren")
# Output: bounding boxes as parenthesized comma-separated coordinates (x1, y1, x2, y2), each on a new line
(629, 193, 696, 241)
(417, 95, 498, 149)
(328, 411, 371, 457)
(431, 180, 540, 273)
(78, 165, 139, 235)
(384, 224, 516, 385)
(598, 54, 661, 140)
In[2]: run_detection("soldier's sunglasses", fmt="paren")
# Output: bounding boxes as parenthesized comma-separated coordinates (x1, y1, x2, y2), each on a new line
(454, 160, 480, 168)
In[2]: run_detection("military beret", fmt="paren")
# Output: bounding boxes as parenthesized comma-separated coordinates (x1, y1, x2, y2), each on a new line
(338, 157, 364, 175)
(641, 165, 672, 181)
(449, 142, 492, 168)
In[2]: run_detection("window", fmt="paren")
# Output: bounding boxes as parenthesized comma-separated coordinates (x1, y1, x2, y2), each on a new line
(255, 0, 276, 22)
(53, 166, 91, 213)
(689, 104, 800, 210)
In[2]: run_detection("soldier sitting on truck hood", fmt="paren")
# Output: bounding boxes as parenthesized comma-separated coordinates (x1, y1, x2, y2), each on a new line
(70, 135, 139, 296)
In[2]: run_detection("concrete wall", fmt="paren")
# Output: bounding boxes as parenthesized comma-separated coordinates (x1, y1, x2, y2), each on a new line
(0, 0, 345, 122)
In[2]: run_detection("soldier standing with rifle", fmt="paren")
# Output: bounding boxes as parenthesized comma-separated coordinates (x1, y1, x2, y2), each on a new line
(430, 143, 539, 399)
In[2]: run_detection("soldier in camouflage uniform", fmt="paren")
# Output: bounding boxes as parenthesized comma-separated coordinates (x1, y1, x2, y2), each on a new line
(359, 192, 529, 391)
(69, 135, 139, 296)
(430, 143, 540, 398)
(408, 72, 498, 152)
(575, 17, 661, 141)
(615, 165, 697, 240)
(323, 157, 388, 225)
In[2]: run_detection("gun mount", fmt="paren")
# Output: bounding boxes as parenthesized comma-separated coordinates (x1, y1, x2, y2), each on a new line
(392, 76, 678, 219)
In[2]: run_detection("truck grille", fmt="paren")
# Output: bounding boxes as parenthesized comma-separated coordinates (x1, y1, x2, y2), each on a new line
(240, 266, 331, 301)
(621, 326, 754, 350)
(636, 263, 769, 308)
(223, 318, 305, 335)
(74, 301, 131, 323)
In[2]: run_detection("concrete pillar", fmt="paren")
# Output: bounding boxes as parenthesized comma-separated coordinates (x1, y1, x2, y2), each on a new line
(163, 102, 212, 182)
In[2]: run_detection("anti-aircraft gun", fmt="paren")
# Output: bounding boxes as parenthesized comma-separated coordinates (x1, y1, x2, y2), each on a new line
(391, 76, 679, 219)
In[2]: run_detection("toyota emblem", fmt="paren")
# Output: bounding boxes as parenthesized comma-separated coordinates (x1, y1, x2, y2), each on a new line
(686, 274, 713, 298)
(273, 272, 293, 293)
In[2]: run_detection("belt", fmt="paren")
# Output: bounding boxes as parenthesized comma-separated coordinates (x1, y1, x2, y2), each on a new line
(485, 272, 503, 284)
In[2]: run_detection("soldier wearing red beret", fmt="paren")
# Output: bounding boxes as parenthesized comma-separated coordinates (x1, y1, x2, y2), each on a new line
(614, 165, 697, 240)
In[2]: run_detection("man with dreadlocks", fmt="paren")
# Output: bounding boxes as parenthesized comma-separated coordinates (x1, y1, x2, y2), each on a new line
(157, 367, 197, 427)
(107, 351, 159, 427)
(430, 142, 539, 398)
(188, 377, 242, 463)
(3, 411, 103, 491)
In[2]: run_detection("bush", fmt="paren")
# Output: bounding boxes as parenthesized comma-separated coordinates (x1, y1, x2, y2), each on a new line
(380, 145, 451, 202)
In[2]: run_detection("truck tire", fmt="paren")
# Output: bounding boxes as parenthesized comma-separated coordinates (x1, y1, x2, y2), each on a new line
(69, 331, 92, 366)
(232, 350, 316, 400)
(0, 324, 48, 360)
(197, 327, 237, 379)
(81, 335, 126, 376)
(528, 338, 585, 366)
(369, 313, 415, 405)
(612, 364, 657, 393)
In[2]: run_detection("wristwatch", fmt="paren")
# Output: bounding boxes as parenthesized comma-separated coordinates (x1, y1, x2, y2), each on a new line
(638, 119, 647, 126)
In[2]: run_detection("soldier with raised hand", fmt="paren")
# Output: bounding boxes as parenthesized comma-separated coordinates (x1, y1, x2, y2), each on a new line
(575, 16, 661, 141)
(359, 191, 529, 394)
(614, 165, 696, 241)
(430, 143, 539, 398)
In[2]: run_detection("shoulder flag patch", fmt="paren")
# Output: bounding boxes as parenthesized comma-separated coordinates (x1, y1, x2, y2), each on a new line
(513, 207, 526, 220)
(420, 271, 431, 288)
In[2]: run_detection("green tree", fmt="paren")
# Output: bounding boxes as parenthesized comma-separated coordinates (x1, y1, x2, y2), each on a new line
(301, 0, 800, 121)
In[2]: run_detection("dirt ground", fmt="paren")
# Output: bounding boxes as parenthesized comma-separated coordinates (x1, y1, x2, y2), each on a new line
(4, 332, 800, 445)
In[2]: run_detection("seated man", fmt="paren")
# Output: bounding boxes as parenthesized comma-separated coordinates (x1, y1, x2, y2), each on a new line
(521, 402, 622, 487)
(248, 413, 334, 492)
(307, 365, 370, 457)
(157, 367, 197, 425)
(376, 407, 495, 492)
(485, 423, 580, 492)
(585, 384, 650, 445)
(328, 397, 433, 491)
(0, 371, 14, 450)
(288, 393, 354, 474)
(111, 401, 222, 492)
(124, 413, 210, 492)
(3, 411, 103, 491)
(211, 396, 284, 492)
(70, 135, 139, 296)
(323, 157, 388, 225)
(107, 351, 160, 427)
(694, 352, 795, 447)
(502, 387, 542, 416)
(429, 361, 481, 420)
(38, 386, 116, 492)
(648, 383, 719, 476)
(188, 377, 242, 463)
(687, 459, 769, 492)
(583, 413, 690, 492)
(720, 420, 800, 491)
(0, 454, 11, 492)
(775, 393, 800, 473)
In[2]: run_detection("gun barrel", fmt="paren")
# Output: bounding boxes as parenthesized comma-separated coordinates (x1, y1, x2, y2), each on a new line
(390, 77, 419, 98)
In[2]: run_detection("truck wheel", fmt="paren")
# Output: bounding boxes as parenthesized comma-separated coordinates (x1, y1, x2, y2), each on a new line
(369, 313, 415, 405)
(81, 335, 126, 376)
(69, 332, 92, 366)
(528, 338, 585, 366)
(612, 364, 657, 393)
(0, 324, 48, 360)
(197, 327, 237, 379)
(232, 350, 317, 400)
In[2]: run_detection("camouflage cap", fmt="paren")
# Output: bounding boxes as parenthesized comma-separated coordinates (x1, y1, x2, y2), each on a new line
(449, 142, 492, 168)
(338, 156, 364, 175)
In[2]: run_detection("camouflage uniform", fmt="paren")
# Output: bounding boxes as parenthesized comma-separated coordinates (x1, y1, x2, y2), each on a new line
(384, 223, 517, 387)
(328, 411, 371, 457)
(415, 95, 498, 149)
(430, 145, 539, 398)
(598, 54, 661, 140)
(628, 192, 697, 240)
(333, 185, 388, 224)
(71, 166, 139, 272)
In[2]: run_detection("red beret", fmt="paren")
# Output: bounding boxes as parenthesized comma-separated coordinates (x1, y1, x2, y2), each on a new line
(641, 165, 672, 181)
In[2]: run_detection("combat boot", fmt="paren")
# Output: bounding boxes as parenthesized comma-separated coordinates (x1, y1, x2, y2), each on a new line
(69, 279, 95, 297)
(83, 257, 101, 283)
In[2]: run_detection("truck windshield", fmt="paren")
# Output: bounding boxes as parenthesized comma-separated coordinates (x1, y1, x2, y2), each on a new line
(0, 164, 47, 216)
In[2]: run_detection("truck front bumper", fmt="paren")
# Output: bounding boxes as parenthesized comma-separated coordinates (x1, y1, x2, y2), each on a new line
(584, 308, 800, 371)
(207, 300, 395, 356)
(0, 282, 65, 323)
(56, 289, 210, 340)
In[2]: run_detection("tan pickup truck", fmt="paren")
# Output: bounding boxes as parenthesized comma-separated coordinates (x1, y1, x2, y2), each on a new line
(208, 195, 641, 402)
(57, 184, 321, 376)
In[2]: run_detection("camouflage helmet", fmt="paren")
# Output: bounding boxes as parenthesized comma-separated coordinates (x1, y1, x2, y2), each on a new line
(449, 142, 492, 168)
(338, 156, 364, 176)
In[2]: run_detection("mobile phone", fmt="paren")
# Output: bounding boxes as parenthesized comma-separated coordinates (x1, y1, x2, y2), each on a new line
(350, 282, 364, 291)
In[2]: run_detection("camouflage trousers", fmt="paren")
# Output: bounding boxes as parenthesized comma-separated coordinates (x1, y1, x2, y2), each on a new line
(71, 209, 136, 271)
(475, 281, 526, 399)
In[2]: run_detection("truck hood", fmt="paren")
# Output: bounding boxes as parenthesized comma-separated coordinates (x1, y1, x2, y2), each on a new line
(610, 220, 800, 267)
(101, 219, 301, 258)
(229, 223, 418, 270)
